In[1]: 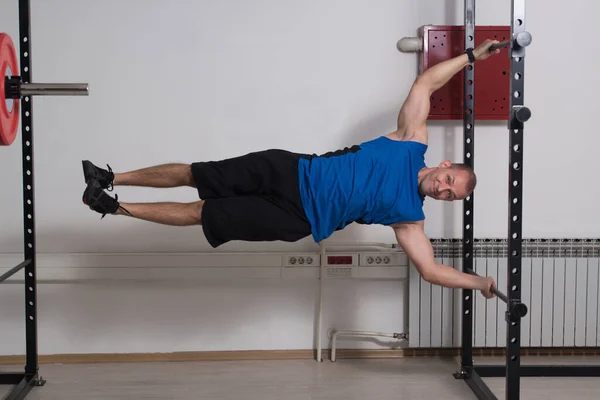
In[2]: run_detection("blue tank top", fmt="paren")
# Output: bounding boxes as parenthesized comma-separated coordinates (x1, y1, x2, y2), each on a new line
(297, 136, 427, 242)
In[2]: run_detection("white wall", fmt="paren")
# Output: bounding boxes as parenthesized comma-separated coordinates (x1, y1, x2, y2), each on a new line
(0, 0, 599, 356)
(1, 279, 407, 354)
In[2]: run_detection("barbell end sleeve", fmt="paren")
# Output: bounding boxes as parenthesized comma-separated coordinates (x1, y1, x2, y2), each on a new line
(513, 303, 528, 318)
(490, 31, 532, 52)
(397, 37, 423, 53)
(515, 31, 533, 48)
(514, 106, 531, 123)
(19, 83, 89, 96)
(506, 303, 529, 323)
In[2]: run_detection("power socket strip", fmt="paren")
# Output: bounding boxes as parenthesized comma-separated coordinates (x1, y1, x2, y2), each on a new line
(282, 254, 320, 267)
(359, 252, 408, 266)
(281, 251, 408, 280)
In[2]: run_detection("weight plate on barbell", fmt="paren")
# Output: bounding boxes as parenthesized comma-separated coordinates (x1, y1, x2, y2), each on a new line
(0, 33, 20, 146)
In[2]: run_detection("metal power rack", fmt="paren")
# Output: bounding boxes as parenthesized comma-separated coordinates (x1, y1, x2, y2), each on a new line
(454, 1, 600, 399)
(1, 0, 89, 398)
(0, 0, 44, 399)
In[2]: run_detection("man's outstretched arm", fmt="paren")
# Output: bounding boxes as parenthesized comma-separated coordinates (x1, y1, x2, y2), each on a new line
(391, 39, 500, 144)
(393, 221, 495, 297)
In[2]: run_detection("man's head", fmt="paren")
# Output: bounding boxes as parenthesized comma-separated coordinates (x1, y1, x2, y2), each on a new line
(418, 160, 477, 201)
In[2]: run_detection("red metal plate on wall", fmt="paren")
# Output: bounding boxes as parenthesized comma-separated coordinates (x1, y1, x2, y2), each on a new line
(420, 25, 511, 120)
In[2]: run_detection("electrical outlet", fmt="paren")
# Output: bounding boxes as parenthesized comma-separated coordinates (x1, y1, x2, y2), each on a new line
(284, 254, 318, 267)
(359, 252, 408, 266)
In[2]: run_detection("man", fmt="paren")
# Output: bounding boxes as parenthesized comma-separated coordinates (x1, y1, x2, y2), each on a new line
(82, 39, 500, 298)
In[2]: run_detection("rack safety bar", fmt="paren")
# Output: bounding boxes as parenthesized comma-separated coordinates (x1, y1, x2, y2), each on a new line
(0, 259, 31, 283)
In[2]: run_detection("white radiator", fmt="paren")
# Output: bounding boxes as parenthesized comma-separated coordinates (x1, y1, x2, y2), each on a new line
(409, 239, 600, 348)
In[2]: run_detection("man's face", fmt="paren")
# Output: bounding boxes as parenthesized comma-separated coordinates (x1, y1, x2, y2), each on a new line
(420, 161, 472, 201)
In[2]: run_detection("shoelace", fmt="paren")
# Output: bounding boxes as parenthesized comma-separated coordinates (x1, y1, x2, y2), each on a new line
(106, 164, 114, 192)
(96, 193, 132, 219)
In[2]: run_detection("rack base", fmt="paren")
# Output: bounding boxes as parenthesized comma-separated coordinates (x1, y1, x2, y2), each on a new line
(455, 363, 600, 400)
(0, 372, 45, 400)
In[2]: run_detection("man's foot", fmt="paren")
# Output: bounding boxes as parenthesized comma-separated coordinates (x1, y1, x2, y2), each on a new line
(82, 180, 130, 218)
(82, 160, 114, 191)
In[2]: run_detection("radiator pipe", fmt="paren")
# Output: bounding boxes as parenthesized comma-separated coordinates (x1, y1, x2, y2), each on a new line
(315, 242, 326, 362)
(329, 330, 408, 362)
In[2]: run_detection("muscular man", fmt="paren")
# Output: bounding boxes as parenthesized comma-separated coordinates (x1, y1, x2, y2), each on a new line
(82, 39, 500, 298)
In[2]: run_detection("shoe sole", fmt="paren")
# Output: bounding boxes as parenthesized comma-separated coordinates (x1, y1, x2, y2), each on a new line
(82, 180, 94, 205)
(82, 180, 103, 206)
(82, 160, 114, 191)
(82, 160, 95, 184)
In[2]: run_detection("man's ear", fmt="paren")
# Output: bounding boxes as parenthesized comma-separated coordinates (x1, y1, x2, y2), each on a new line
(438, 160, 452, 169)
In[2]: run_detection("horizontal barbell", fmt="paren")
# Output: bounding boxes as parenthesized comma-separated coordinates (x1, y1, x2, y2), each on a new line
(1, 32, 88, 146)
(489, 31, 532, 52)
(397, 31, 532, 54)
(9, 82, 89, 97)
(466, 268, 528, 320)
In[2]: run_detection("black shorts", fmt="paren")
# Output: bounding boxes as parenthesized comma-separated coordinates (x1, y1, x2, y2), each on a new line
(191, 149, 313, 248)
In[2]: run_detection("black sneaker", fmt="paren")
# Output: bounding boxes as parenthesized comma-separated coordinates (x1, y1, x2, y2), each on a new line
(82, 160, 114, 191)
(82, 180, 130, 219)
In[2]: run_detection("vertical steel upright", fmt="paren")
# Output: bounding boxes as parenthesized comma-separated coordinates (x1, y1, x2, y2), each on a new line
(19, 0, 40, 381)
(505, 0, 526, 398)
(439, 0, 600, 398)
(0, 1, 45, 398)
(461, 0, 476, 372)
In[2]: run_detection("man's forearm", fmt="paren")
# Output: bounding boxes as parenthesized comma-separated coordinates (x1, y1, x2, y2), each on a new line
(395, 222, 490, 292)
(428, 263, 486, 290)
(419, 53, 470, 93)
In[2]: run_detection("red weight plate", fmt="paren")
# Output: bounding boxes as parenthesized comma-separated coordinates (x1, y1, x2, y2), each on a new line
(420, 25, 511, 121)
(0, 33, 20, 146)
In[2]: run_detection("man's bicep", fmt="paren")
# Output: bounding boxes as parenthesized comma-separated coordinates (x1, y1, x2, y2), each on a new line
(396, 78, 432, 142)
(393, 222, 436, 280)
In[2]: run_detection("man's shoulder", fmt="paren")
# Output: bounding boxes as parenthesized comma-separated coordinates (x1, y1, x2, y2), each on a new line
(386, 128, 429, 148)
(382, 135, 428, 154)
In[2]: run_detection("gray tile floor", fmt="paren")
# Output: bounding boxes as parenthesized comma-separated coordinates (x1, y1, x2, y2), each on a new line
(1, 356, 600, 399)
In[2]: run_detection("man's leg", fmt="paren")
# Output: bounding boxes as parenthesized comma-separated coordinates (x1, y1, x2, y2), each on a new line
(83, 149, 302, 195)
(115, 200, 203, 226)
(82, 179, 203, 225)
(113, 164, 195, 188)
(82, 179, 311, 248)
(82, 160, 195, 190)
